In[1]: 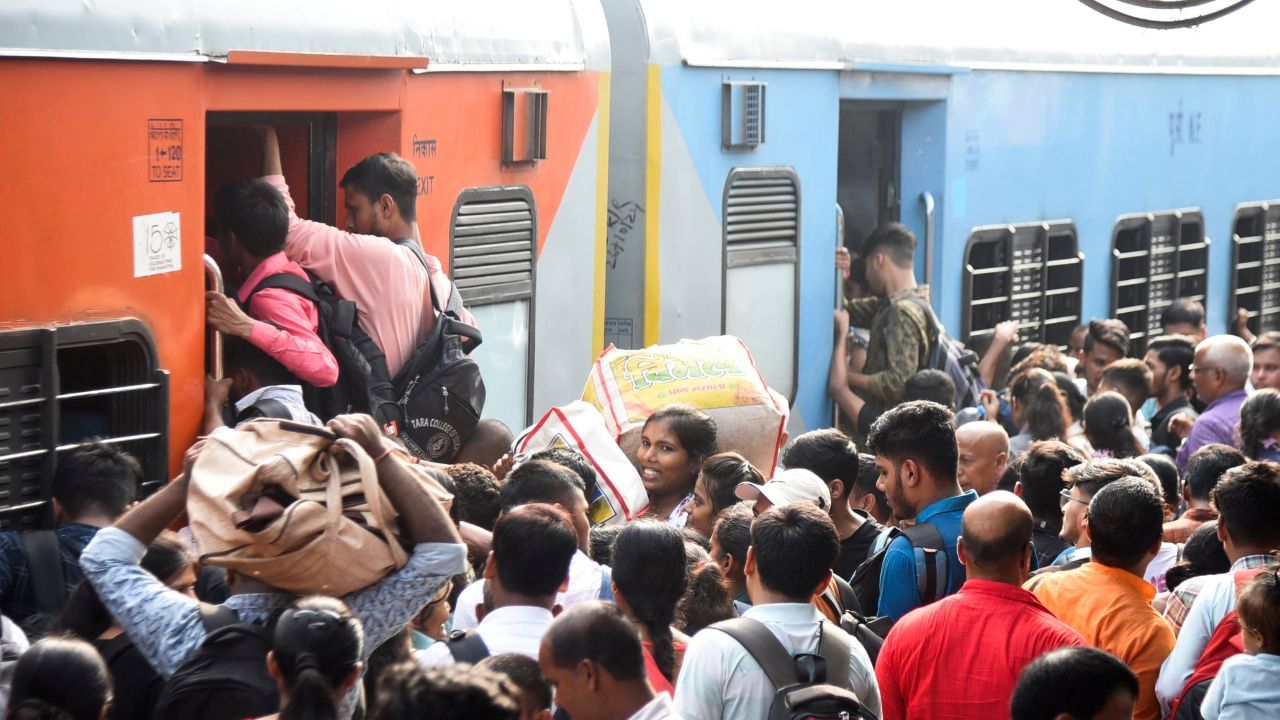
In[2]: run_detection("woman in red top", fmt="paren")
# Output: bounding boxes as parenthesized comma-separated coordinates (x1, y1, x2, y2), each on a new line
(610, 520, 691, 694)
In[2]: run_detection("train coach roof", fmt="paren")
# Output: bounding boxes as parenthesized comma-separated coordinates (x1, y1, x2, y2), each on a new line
(0, 0, 609, 71)
(638, 0, 1280, 74)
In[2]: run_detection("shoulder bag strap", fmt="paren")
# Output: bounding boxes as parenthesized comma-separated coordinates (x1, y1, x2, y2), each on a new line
(901, 522, 949, 603)
(709, 618, 799, 692)
(20, 530, 67, 614)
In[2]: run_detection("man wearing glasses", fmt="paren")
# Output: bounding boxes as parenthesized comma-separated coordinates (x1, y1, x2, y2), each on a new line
(1169, 335, 1252, 474)
(1048, 459, 1157, 570)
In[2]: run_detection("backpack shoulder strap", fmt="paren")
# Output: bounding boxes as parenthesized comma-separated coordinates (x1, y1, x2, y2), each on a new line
(245, 272, 320, 305)
(900, 522, 949, 603)
(900, 294, 939, 340)
(20, 531, 67, 614)
(816, 622, 853, 690)
(709, 618, 798, 692)
(832, 574, 860, 615)
(446, 629, 491, 664)
(198, 603, 240, 634)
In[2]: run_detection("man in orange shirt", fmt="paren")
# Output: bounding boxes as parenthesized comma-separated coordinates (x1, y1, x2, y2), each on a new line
(1026, 477, 1176, 720)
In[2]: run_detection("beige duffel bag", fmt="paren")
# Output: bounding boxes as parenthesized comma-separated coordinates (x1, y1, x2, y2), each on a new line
(187, 419, 441, 596)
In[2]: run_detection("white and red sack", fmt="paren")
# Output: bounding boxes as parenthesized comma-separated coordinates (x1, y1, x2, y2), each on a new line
(582, 335, 789, 479)
(514, 401, 650, 524)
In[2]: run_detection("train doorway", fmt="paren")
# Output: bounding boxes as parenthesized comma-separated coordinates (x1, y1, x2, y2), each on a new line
(837, 104, 901, 263)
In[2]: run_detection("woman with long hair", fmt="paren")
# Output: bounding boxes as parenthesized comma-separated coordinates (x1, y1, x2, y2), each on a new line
(266, 596, 364, 720)
(683, 452, 760, 538)
(1082, 392, 1143, 459)
(609, 519, 690, 694)
(54, 532, 195, 720)
(634, 404, 718, 526)
(6, 637, 112, 720)
(1239, 388, 1280, 461)
(1007, 368, 1070, 455)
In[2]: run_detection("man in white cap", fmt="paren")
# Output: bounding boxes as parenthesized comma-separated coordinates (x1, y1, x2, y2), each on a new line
(735, 467, 832, 516)
(734, 468, 858, 619)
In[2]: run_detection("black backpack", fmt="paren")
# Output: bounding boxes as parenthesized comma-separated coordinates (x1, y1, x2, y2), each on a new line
(903, 296, 984, 409)
(152, 606, 279, 720)
(390, 240, 485, 463)
(710, 618, 877, 720)
(847, 522, 954, 629)
(244, 270, 397, 426)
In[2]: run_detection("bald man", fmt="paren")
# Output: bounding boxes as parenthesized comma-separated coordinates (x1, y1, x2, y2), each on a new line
(539, 601, 677, 720)
(955, 422, 1009, 496)
(874, 492, 1083, 720)
(1172, 335, 1252, 473)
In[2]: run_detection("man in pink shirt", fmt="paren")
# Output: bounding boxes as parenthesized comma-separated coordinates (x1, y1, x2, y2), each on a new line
(258, 127, 474, 378)
(206, 179, 339, 388)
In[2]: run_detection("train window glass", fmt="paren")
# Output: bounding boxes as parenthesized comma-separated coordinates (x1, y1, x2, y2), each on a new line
(962, 221, 1081, 347)
(722, 168, 799, 400)
(1230, 202, 1280, 335)
(0, 322, 167, 531)
(450, 187, 536, 430)
(1110, 209, 1207, 356)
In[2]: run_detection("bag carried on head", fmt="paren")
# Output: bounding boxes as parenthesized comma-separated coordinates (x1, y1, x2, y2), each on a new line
(187, 419, 449, 596)
(152, 606, 279, 720)
(513, 401, 651, 524)
(904, 296, 984, 409)
(710, 618, 877, 720)
(582, 336, 789, 478)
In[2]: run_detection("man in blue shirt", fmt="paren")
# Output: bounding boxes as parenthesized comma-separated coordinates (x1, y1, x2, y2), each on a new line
(866, 400, 977, 621)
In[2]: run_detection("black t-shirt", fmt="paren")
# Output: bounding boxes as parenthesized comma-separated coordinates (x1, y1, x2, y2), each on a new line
(1150, 396, 1196, 454)
(832, 511, 883, 580)
(96, 634, 167, 720)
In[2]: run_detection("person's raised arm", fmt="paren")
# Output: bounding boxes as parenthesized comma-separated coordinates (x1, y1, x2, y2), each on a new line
(258, 125, 283, 177)
(113, 442, 201, 544)
(978, 321, 1017, 388)
(327, 414, 461, 546)
(830, 309, 867, 421)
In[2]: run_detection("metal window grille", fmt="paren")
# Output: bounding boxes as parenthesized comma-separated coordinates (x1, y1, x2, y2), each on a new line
(1110, 209, 1208, 356)
(1230, 201, 1280, 335)
(724, 172, 799, 266)
(0, 322, 168, 531)
(449, 188, 537, 306)
(962, 221, 1083, 347)
(722, 81, 767, 150)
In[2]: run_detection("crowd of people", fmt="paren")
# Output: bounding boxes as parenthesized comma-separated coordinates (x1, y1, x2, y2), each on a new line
(0, 137, 1277, 720)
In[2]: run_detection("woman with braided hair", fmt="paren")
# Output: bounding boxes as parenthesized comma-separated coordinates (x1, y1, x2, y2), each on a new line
(609, 520, 690, 695)
(264, 597, 364, 720)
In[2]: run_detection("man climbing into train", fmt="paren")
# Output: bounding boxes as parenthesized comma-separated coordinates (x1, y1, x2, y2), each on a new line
(257, 126, 475, 380)
(834, 223, 932, 443)
(205, 177, 340, 390)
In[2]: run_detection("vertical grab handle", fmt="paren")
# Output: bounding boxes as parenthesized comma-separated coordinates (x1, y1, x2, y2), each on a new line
(833, 204, 846, 428)
(203, 254, 225, 380)
(921, 191, 935, 301)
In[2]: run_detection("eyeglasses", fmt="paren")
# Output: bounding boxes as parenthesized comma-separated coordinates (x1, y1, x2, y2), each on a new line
(1059, 488, 1088, 510)
(1189, 365, 1223, 375)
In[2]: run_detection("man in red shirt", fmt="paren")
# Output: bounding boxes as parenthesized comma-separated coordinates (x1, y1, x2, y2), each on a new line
(875, 491, 1084, 720)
